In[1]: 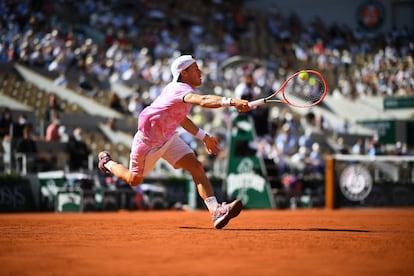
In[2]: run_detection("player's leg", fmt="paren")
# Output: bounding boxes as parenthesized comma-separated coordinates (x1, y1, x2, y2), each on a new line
(98, 151, 143, 186)
(174, 152, 215, 199)
(174, 153, 242, 229)
(165, 136, 242, 229)
(98, 131, 153, 186)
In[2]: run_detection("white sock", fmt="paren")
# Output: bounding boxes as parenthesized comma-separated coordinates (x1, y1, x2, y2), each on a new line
(204, 196, 218, 213)
(104, 160, 116, 172)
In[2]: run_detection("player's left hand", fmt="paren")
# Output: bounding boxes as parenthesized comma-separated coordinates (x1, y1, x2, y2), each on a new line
(203, 134, 219, 155)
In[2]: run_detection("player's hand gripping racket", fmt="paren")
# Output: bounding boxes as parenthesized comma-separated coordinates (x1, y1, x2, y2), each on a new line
(248, 70, 328, 108)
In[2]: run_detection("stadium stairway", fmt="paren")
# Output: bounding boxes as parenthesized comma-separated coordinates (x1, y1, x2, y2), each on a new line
(14, 64, 123, 120)
(358, 96, 414, 120)
(0, 94, 32, 111)
(1, 64, 139, 168)
(289, 96, 375, 135)
(98, 123, 133, 149)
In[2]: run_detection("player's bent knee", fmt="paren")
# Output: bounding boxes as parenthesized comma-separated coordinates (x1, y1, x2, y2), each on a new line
(126, 173, 143, 186)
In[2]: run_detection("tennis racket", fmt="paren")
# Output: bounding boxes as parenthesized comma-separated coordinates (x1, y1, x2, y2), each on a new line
(248, 70, 328, 108)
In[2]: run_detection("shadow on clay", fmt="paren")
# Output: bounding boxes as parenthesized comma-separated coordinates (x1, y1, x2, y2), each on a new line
(179, 226, 372, 232)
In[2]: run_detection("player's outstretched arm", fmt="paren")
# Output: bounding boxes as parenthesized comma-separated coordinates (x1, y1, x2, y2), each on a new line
(183, 93, 250, 112)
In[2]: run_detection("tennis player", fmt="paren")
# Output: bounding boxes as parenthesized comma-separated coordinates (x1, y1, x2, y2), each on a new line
(98, 55, 250, 229)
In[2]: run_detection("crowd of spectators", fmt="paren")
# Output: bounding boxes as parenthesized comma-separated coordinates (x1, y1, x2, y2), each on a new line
(0, 0, 413, 178)
(2, 1, 412, 98)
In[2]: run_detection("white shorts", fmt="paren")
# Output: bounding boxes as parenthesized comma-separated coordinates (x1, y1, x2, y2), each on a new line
(129, 133, 193, 176)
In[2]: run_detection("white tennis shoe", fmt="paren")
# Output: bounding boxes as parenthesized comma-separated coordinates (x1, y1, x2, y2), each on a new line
(212, 199, 243, 229)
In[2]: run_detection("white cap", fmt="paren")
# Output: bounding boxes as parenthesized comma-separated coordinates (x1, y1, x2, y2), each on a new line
(171, 55, 196, 82)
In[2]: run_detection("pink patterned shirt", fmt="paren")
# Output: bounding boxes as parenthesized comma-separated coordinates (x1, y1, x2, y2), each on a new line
(137, 82, 193, 146)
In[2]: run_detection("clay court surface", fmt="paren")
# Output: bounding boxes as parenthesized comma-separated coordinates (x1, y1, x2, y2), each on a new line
(1, 208, 413, 276)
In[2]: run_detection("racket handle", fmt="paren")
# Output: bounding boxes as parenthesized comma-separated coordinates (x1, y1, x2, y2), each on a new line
(248, 98, 265, 108)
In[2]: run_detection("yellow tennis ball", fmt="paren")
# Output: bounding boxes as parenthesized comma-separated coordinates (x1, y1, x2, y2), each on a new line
(308, 77, 316, 86)
(298, 72, 309, 81)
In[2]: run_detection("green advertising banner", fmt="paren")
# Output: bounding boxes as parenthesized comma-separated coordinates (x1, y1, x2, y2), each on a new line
(358, 120, 395, 144)
(55, 189, 83, 212)
(226, 114, 275, 209)
(0, 177, 38, 212)
(37, 170, 65, 211)
(383, 96, 414, 110)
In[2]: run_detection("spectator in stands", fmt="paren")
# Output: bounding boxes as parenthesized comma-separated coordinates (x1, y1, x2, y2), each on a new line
(45, 93, 62, 122)
(351, 138, 364, 155)
(148, 79, 163, 102)
(234, 74, 270, 137)
(336, 137, 350, 154)
(0, 41, 10, 63)
(45, 114, 61, 142)
(307, 142, 325, 176)
(298, 128, 313, 150)
(0, 108, 13, 139)
(58, 125, 69, 142)
(15, 124, 37, 172)
(109, 94, 126, 114)
(127, 94, 144, 118)
(67, 128, 91, 171)
(106, 117, 117, 130)
(48, 54, 66, 73)
(290, 146, 309, 174)
(367, 138, 382, 156)
(2, 134, 12, 173)
(54, 71, 69, 87)
(251, 105, 270, 138)
(393, 141, 410, 156)
(16, 125, 37, 154)
(76, 73, 97, 95)
(275, 123, 297, 156)
(2, 0, 413, 177)
(234, 74, 260, 101)
(121, 63, 141, 85)
(13, 113, 30, 140)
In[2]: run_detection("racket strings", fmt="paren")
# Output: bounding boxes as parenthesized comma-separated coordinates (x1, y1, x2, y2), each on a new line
(283, 73, 327, 107)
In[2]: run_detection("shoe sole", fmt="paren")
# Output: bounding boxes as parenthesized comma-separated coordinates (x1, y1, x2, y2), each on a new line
(214, 199, 243, 229)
